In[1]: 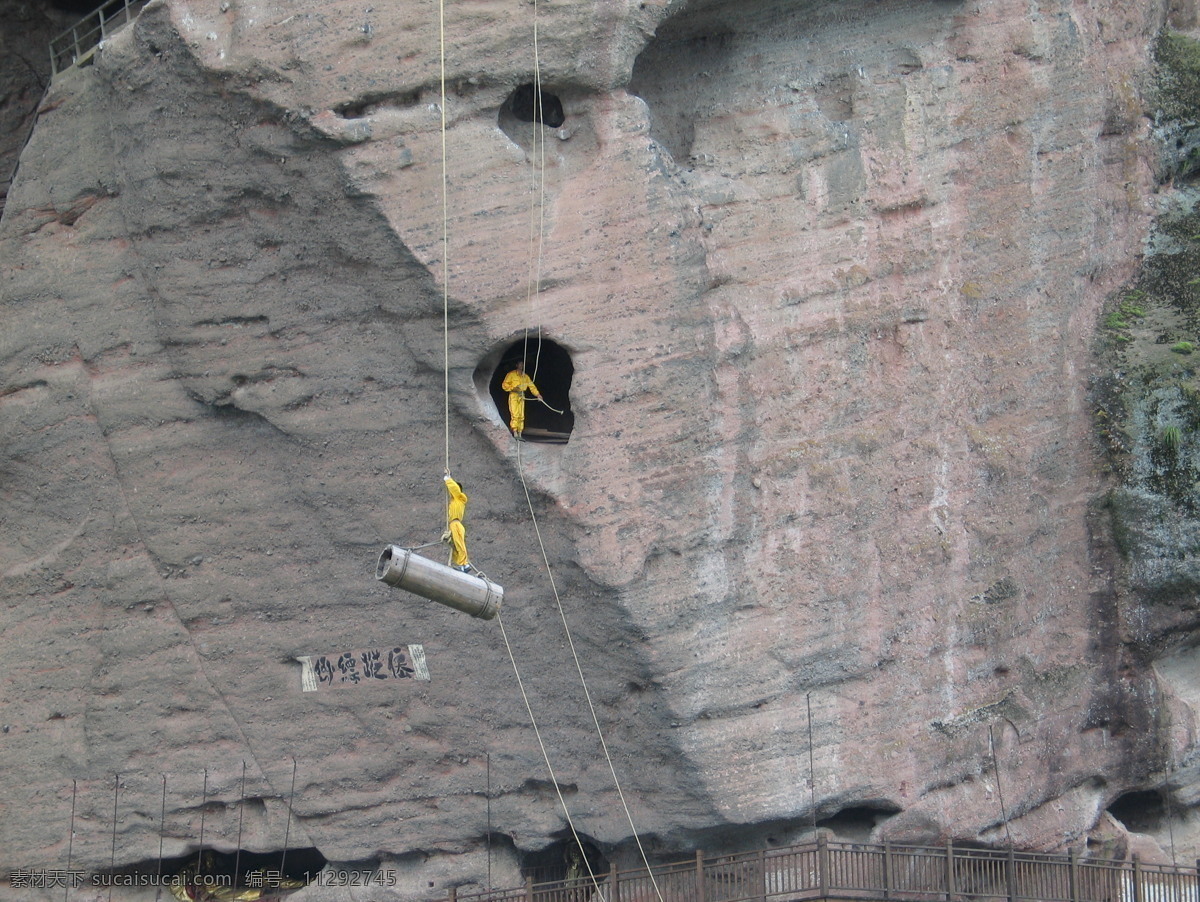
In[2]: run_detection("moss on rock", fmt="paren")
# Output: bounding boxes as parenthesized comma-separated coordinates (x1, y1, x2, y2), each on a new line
(1151, 30, 1200, 182)
(1093, 29, 1200, 624)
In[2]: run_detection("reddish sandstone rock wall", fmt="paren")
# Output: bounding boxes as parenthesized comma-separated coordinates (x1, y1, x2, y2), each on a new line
(2, 0, 1199, 897)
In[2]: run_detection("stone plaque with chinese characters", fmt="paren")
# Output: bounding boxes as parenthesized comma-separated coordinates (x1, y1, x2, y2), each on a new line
(298, 645, 429, 691)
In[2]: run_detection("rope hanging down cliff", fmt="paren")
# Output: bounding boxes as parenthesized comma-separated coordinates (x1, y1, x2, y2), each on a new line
(452, 0, 610, 885)
(431, 0, 590, 859)
(431, 0, 661, 895)
(438, 0, 451, 476)
(513, 443, 665, 901)
(507, 3, 663, 896)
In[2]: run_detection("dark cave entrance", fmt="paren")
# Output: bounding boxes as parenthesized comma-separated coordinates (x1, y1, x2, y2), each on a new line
(521, 836, 607, 887)
(816, 804, 901, 842)
(498, 84, 567, 151)
(102, 847, 327, 892)
(488, 338, 575, 443)
(1108, 789, 1167, 833)
(505, 83, 566, 128)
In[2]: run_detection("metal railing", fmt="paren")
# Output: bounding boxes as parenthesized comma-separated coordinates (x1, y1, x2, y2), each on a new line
(49, 0, 146, 76)
(433, 837, 1200, 902)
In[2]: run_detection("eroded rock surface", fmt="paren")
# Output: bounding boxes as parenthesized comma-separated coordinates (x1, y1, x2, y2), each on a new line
(3, 0, 1200, 897)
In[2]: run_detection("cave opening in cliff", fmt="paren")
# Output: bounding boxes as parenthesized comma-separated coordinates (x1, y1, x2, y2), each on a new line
(520, 835, 607, 886)
(499, 84, 566, 150)
(487, 338, 575, 443)
(505, 84, 565, 127)
(99, 846, 327, 892)
(1107, 789, 1168, 833)
(816, 803, 901, 842)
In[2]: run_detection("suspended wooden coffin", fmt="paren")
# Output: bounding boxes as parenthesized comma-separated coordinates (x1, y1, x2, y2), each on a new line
(376, 545, 502, 620)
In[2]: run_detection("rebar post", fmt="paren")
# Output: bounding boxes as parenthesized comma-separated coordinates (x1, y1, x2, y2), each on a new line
(65, 780, 77, 902)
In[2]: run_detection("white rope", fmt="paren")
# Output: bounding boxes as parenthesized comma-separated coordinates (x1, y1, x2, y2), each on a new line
(439, 0, 450, 473)
(434, 2, 596, 888)
(496, 607, 606, 898)
(532, 0, 547, 383)
(435, 0, 662, 894)
(510, 2, 663, 896)
(515, 443, 666, 901)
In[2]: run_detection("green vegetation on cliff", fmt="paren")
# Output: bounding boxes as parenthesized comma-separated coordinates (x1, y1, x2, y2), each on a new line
(1094, 30, 1200, 610)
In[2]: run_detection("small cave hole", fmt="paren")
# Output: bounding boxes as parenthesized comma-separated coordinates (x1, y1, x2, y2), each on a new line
(816, 804, 901, 842)
(1107, 789, 1167, 834)
(488, 338, 574, 443)
(506, 83, 565, 128)
(498, 84, 568, 150)
(520, 836, 607, 887)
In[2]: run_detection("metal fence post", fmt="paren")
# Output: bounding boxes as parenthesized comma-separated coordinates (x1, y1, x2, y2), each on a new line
(946, 842, 955, 902)
(1068, 850, 1078, 902)
(696, 850, 706, 902)
(818, 834, 829, 899)
(1131, 855, 1142, 902)
(448, 887, 457, 902)
(1005, 848, 1016, 902)
(525, 875, 534, 902)
(610, 864, 619, 902)
(757, 848, 767, 902)
(883, 841, 892, 902)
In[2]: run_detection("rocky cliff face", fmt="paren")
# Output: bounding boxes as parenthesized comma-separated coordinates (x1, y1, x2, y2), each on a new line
(3, 0, 1200, 897)
(0, 0, 71, 213)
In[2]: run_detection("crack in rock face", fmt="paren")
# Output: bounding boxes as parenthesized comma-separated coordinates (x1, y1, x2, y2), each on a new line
(2, 0, 1200, 895)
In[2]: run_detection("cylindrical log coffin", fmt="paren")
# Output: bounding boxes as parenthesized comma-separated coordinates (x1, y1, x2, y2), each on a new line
(375, 545, 502, 620)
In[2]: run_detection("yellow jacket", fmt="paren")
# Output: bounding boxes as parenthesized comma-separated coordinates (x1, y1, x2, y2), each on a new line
(444, 474, 467, 523)
(501, 370, 540, 398)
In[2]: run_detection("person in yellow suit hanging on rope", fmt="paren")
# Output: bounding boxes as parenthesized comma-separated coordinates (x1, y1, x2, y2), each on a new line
(442, 468, 472, 573)
(501, 360, 542, 439)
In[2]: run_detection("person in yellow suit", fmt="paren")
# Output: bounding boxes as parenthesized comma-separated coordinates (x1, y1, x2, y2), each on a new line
(443, 468, 471, 572)
(500, 360, 542, 438)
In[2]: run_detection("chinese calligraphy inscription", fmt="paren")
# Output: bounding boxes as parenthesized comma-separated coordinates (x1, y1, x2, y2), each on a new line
(298, 645, 429, 691)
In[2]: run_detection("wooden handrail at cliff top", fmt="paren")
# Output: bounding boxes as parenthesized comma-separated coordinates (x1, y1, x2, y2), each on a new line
(436, 838, 1200, 902)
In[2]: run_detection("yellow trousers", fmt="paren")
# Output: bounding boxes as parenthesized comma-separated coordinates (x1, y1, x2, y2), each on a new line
(507, 392, 526, 434)
(448, 519, 469, 568)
